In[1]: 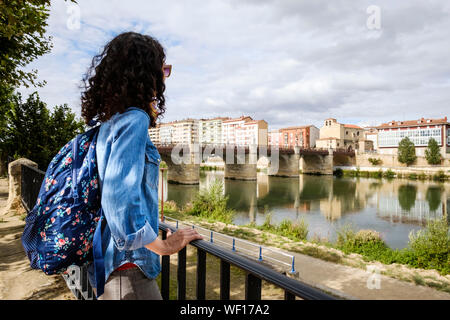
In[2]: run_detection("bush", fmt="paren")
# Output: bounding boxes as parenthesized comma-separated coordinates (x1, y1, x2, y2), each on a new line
(334, 168, 343, 177)
(407, 218, 450, 274)
(184, 179, 235, 224)
(408, 173, 418, 180)
(418, 173, 427, 180)
(433, 171, 447, 181)
(335, 219, 450, 275)
(383, 169, 395, 179)
(369, 170, 383, 178)
(368, 158, 382, 166)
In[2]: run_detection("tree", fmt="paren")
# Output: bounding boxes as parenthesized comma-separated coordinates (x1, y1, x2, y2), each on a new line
(0, 0, 76, 89)
(47, 104, 85, 157)
(425, 137, 442, 165)
(0, 92, 84, 170)
(398, 137, 417, 166)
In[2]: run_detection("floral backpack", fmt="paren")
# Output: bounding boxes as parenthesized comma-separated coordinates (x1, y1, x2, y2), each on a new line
(22, 125, 106, 296)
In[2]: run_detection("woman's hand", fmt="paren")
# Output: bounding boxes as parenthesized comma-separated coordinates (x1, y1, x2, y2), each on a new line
(145, 228, 203, 255)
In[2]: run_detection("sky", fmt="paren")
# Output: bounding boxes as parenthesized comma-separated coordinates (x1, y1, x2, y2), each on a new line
(18, 0, 450, 130)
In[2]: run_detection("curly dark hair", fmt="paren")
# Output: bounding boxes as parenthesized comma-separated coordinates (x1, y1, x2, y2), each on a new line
(81, 32, 166, 127)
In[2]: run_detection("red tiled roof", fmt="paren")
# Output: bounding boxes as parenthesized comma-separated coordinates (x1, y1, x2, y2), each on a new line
(223, 116, 253, 123)
(376, 117, 449, 129)
(343, 124, 363, 129)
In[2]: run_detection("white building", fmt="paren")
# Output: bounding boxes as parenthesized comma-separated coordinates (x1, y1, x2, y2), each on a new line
(148, 124, 160, 145)
(159, 123, 173, 145)
(171, 119, 199, 145)
(222, 116, 268, 146)
(376, 117, 450, 156)
(198, 117, 229, 144)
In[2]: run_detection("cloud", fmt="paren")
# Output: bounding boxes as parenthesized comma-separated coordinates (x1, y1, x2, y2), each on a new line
(17, 0, 450, 130)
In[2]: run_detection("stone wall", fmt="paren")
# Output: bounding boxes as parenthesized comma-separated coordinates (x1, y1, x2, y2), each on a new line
(356, 152, 450, 168)
(4, 158, 38, 215)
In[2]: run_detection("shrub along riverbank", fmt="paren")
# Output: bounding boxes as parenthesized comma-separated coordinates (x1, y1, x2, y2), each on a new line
(334, 167, 449, 181)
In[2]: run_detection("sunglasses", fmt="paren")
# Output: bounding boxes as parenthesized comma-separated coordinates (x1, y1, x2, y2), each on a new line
(163, 64, 172, 78)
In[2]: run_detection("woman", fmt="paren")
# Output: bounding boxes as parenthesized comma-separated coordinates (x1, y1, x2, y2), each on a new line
(81, 32, 202, 300)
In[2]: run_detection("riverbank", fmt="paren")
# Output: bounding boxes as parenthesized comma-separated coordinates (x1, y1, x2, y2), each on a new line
(0, 178, 74, 300)
(335, 165, 450, 181)
(164, 206, 450, 299)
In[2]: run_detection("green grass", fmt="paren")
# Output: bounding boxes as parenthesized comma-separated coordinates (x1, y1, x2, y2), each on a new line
(254, 213, 308, 242)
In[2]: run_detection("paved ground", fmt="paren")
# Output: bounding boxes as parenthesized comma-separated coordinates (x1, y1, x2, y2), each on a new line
(0, 178, 73, 300)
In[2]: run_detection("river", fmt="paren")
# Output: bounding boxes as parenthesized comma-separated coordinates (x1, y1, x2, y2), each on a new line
(159, 170, 450, 249)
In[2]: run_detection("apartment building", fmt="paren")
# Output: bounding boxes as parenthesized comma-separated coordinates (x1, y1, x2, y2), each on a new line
(159, 123, 173, 145)
(268, 129, 280, 146)
(148, 124, 161, 145)
(222, 116, 268, 146)
(198, 117, 230, 144)
(316, 118, 367, 151)
(170, 119, 199, 144)
(376, 117, 450, 156)
(269, 125, 319, 148)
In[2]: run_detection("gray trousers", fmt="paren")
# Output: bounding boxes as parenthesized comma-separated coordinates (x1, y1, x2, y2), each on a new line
(95, 268, 163, 300)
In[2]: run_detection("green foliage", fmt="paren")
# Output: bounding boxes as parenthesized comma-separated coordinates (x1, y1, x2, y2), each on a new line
(333, 168, 343, 177)
(0, 0, 76, 88)
(258, 213, 308, 241)
(407, 219, 450, 274)
(335, 219, 450, 275)
(0, 92, 85, 170)
(425, 138, 442, 165)
(433, 170, 448, 181)
(184, 179, 235, 224)
(398, 137, 417, 166)
(368, 157, 382, 166)
(408, 173, 418, 180)
(383, 169, 396, 179)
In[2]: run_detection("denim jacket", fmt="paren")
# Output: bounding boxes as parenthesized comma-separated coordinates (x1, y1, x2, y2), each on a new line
(88, 107, 161, 286)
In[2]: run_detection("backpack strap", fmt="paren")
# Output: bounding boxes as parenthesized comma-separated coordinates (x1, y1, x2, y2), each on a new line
(93, 208, 106, 298)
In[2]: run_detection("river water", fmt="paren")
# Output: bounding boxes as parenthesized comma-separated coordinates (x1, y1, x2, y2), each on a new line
(160, 171, 450, 249)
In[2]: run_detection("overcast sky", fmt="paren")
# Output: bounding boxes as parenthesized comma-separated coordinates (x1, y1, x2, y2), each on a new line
(18, 0, 450, 130)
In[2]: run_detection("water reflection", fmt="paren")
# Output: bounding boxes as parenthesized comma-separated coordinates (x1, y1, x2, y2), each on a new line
(398, 185, 417, 212)
(162, 171, 449, 249)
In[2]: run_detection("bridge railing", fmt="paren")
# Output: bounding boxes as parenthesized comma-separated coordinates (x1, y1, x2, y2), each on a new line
(155, 143, 337, 156)
(19, 163, 339, 300)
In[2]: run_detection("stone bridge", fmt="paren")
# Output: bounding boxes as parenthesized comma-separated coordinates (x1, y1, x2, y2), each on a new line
(156, 144, 355, 184)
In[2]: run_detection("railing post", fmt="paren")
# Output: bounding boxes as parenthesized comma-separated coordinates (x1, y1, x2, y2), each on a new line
(245, 273, 261, 300)
(177, 247, 187, 300)
(161, 229, 170, 300)
(196, 249, 206, 300)
(220, 260, 230, 300)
